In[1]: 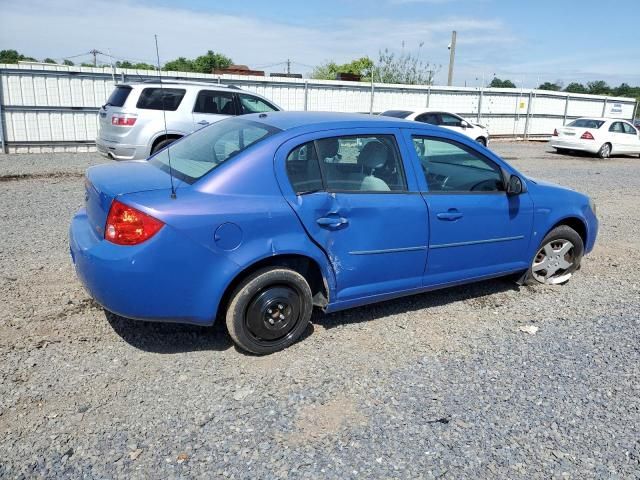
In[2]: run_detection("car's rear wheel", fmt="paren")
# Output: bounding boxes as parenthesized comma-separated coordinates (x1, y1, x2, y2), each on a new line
(475, 137, 487, 147)
(226, 267, 312, 354)
(555, 147, 568, 154)
(151, 138, 178, 155)
(525, 225, 584, 285)
(597, 143, 611, 159)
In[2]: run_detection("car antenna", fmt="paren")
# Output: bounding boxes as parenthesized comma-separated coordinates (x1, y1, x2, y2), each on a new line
(154, 34, 177, 200)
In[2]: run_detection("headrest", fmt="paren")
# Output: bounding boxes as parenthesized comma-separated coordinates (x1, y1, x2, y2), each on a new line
(359, 141, 389, 170)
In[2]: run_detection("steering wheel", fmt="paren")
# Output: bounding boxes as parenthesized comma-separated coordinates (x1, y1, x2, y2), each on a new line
(469, 179, 499, 192)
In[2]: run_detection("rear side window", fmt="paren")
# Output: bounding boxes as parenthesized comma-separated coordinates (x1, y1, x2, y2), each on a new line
(609, 122, 624, 133)
(286, 142, 323, 194)
(286, 135, 407, 194)
(136, 88, 186, 111)
(622, 123, 638, 135)
(567, 119, 605, 129)
(193, 90, 236, 115)
(238, 94, 278, 114)
(106, 86, 131, 107)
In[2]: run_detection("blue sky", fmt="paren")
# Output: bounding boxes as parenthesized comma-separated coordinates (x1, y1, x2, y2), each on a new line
(2, 0, 639, 87)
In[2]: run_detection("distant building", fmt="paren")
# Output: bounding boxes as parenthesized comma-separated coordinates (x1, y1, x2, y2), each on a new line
(213, 65, 265, 76)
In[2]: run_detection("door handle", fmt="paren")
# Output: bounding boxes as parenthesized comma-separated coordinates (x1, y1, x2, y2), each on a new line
(436, 210, 463, 221)
(197, 120, 209, 126)
(316, 216, 349, 229)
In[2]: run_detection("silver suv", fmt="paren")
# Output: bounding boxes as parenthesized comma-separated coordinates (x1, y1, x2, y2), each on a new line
(97, 81, 281, 160)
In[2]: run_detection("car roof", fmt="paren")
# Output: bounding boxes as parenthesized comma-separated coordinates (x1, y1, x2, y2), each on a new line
(121, 81, 243, 93)
(242, 111, 430, 132)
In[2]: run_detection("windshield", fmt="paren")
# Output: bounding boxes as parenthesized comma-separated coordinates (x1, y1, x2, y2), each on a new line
(380, 110, 412, 118)
(149, 118, 281, 183)
(567, 119, 605, 129)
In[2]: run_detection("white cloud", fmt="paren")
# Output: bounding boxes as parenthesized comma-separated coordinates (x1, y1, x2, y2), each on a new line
(0, 0, 512, 73)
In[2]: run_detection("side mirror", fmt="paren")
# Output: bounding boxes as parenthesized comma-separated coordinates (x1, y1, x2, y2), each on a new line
(506, 175, 524, 195)
(461, 121, 470, 129)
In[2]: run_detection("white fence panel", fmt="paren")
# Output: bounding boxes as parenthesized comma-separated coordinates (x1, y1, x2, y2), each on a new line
(0, 64, 636, 153)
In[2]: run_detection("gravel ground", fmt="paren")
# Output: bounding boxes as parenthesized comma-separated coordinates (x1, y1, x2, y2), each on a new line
(1, 143, 639, 479)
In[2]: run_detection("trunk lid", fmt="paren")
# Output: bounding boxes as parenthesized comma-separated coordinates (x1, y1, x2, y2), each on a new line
(84, 161, 183, 238)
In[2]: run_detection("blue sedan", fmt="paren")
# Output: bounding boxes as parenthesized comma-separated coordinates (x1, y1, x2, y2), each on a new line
(70, 112, 598, 354)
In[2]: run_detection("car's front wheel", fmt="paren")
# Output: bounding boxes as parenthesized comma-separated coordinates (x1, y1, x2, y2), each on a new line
(226, 267, 313, 354)
(525, 225, 584, 285)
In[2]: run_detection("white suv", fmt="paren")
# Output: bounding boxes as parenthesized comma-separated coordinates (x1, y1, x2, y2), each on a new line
(97, 81, 281, 160)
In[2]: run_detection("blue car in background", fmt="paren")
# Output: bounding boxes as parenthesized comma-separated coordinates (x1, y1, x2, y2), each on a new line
(70, 112, 598, 354)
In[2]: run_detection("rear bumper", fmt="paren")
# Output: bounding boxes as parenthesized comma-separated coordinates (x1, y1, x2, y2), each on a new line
(549, 139, 600, 154)
(69, 208, 231, 325)
(96, 137, 149, 161)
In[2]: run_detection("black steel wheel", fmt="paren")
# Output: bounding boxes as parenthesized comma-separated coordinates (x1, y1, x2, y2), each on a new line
(225, 268, 312, 354)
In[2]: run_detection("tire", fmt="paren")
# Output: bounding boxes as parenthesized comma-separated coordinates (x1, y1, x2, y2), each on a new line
(597, 143, 611, 159)
(151, 138, 178, 155)
(555, 148, 567, 154)
(225, 267, 313, 354)
(475, 137, 487, 147)
(525, 225, 584, 286)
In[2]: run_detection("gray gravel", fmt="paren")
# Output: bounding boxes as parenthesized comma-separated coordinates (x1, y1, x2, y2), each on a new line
(1, 144, 639, 479)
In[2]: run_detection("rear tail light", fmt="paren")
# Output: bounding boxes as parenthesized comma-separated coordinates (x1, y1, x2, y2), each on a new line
(552, 129, 558, 136)
(111, 114, 137, 126)
(105, 200, 164, 245)
(580, 131, 594, 140)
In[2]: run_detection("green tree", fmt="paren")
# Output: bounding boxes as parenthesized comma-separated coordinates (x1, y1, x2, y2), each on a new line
(63, 59, 74, 66)
(587, 80, 610, 95)
(538, 81, 562, 91)
(312, 57, 374, 81)
(489, 77, 516, 88)
(116, 60, 155, 70)
(613, 83, 633, 97)
(0, 49, 36, 63)
(376, 49, 438, 85)
(163, 57, 194, 72)
(43, 58, 57, 64)
(564, 82, 588, 93)
(192, 50, 233, 73)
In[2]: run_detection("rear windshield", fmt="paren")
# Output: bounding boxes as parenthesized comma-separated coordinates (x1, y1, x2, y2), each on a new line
(380, 110, 412, 118)
(136, 88, 186, 111)
(149, 118, 281, 183)
(567, 119, 605, 129)
(105, 86, 131, 107)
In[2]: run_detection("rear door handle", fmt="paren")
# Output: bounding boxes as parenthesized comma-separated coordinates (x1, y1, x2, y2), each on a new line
(197, 120, 209, 126)
(316, 216, 349, 229)
(436, 210, 463, 221)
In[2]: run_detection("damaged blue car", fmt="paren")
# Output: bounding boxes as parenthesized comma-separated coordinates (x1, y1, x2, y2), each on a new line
(70, 112, 598, 354)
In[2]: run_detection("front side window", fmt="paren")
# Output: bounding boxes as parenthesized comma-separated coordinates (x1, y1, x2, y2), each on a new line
(439, 113, 463, 127)
(416, 113, 439, 125)
(136, 88, 186, 111)
(412, 136, 504, 193)
(238, 94, 278, 114)
(149, 118, 280, 183)
(285, 134, 407, 194)
(193, 90, 235, 115)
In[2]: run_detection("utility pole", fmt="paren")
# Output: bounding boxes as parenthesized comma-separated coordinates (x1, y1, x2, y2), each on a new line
(447, 30, 457, 86)
(89, 49, 99, 67)
(286, 59, 291, 75)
